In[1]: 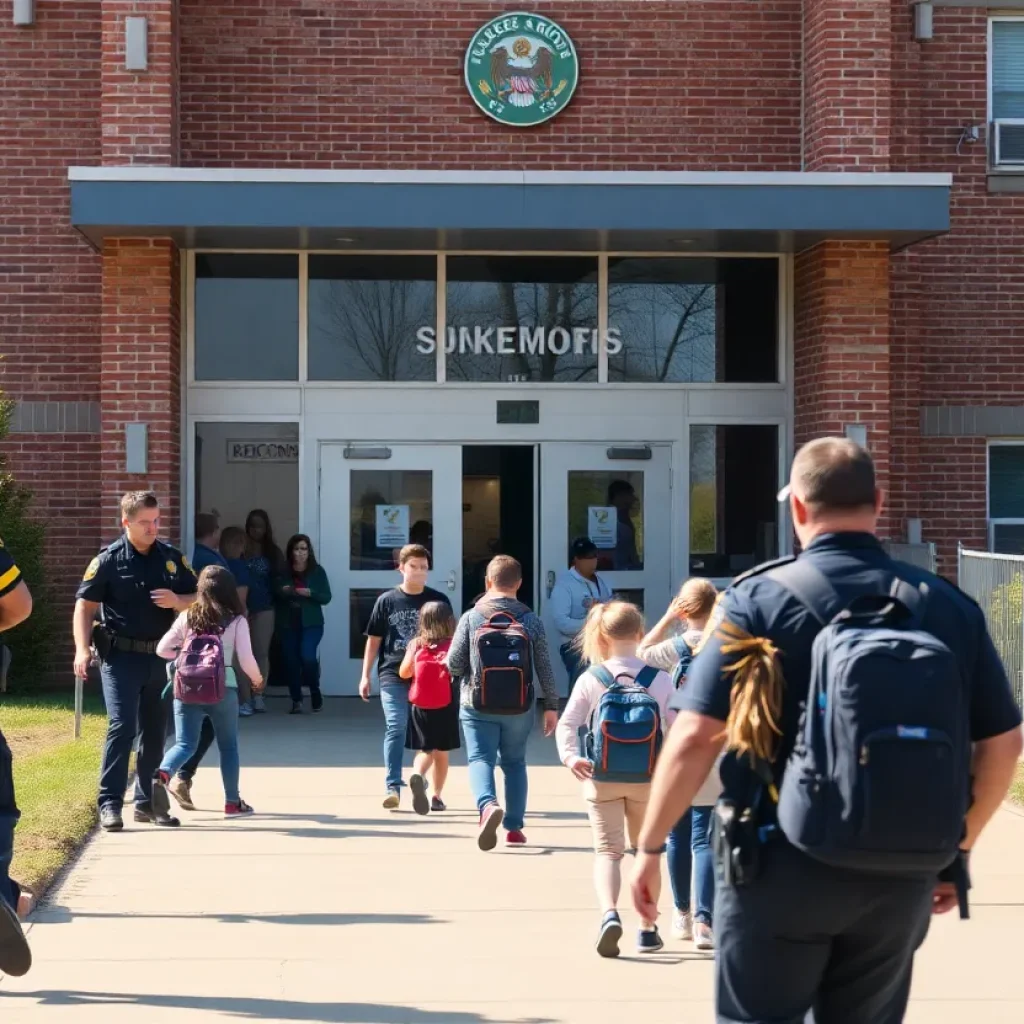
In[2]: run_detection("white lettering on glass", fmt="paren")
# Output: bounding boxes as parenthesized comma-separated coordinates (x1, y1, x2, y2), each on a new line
(413, 327, 625, 357)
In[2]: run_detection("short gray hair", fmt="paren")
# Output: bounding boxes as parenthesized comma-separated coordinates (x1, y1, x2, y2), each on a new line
(791, 438, 876, 511)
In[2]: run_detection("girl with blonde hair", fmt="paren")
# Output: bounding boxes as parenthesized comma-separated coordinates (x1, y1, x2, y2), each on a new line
(556, 600, 676, 958)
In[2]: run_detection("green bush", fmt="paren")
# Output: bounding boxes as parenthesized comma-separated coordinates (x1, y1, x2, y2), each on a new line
(0, 389, 53, 690)
(985, 571, 1023, 706)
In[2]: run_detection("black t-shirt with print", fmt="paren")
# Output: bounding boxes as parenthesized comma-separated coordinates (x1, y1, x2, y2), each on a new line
(365, 586, 451, 687)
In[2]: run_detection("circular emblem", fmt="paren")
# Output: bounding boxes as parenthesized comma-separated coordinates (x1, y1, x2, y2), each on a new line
(83, 557, 100, 582)
(166, 560, 177, 576)
(464, 12, 579, 127)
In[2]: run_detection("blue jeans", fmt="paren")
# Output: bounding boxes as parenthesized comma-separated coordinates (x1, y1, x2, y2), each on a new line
(281, 625, 324, 703)
(99, 650, 169, 810)
(667, 805, 715, 924)
(559, 642, 586, 697)
(159, 689, 241, 804)
(380, 685, 410, 791)
(459, 707, 534, 832)
(0, 729, 18, 910)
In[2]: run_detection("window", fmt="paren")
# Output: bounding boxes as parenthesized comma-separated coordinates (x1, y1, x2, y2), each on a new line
(194, 255, 299, 380)
(991, 20, 1024, 165)
(988, 444, 1024, 553)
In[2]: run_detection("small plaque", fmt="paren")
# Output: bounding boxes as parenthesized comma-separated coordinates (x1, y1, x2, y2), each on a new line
(497, 400, 539, 425)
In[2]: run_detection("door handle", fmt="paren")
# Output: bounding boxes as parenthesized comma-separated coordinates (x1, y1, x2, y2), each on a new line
(446, 569, 457, 593)
(546, 570, 555, 599)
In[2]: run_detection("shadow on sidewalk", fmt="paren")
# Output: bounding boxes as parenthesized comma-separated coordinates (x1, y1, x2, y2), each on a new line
(0, 991, 556, 1023)
(31, 909, 442, 928)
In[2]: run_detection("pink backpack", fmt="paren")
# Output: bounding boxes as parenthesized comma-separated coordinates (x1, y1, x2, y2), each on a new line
(173, 625, 226, 705)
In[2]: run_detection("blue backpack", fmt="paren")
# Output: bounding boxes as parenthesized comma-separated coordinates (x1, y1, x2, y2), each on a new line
(669, 635, 696, 690)
(767, 559, 971, 876)
(583, 665, 663, 783)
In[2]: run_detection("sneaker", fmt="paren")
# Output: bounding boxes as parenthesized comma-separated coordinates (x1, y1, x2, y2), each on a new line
(477, 802, 504, 852)
(150, 771, 172, 818)
(0, 899, 31, 977)
(595, 910, 623, 959)
(694, 921, 715, 951)
(311, 691, 324, 713)
(672, 908, 694, 941)
(239, 702, 254, 717)
(409, 773, 430, 816)
(430, 796, 446, 812)
(289, 701, 302, 715)
(506, 829, 527, 846)
(382, 788, 400, 810)
(99, 805, 123, 832)
(133, 803, 180, 828)
(168, 776, 195, 812)
(251, 695, 266, 713)
(637, 927, 664, 954)
(225, 799, 254, 817)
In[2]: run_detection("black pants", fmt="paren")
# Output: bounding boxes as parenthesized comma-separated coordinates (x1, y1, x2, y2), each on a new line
(715, 840, 933, 1023)
(0, 728, 19, 910)
(178, 716, 215, 781)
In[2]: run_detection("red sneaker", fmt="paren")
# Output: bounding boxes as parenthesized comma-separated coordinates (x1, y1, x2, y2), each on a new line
(506, 829, 527, 846)
(225, 799, 254, 818)
(477, 802, 504, 851)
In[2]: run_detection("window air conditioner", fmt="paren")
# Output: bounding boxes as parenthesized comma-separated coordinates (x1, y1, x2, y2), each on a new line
(992, 120, 1024, 167)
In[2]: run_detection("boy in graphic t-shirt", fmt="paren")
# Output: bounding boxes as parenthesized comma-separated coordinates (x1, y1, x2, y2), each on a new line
(360, 544, 451, 809)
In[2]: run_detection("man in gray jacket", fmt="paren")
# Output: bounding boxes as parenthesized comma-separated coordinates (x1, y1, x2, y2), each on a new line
(448, 555, 558, 851)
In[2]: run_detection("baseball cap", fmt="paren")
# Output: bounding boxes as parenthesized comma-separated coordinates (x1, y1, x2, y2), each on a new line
(570, 536, 598, 559)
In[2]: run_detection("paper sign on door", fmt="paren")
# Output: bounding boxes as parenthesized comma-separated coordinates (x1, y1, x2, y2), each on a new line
(375, 504, 410, 548)
(588, 506, 617, 550)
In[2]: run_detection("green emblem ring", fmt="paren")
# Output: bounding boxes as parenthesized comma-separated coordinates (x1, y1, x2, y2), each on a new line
(464, 12, 580, 127)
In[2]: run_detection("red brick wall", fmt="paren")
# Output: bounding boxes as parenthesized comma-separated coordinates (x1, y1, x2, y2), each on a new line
(0, 2, 102, 648)
(179, 0, 802, 170)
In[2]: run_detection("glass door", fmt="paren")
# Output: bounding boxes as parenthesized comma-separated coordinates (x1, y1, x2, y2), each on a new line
(318, 443, 463, 696)
(539, 443, 673, 697)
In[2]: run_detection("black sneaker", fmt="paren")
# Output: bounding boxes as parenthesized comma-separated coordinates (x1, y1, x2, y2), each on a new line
(0, 899, 31, 977)
(596, 911, 623, 959)
(311, 691, 324, 713)
(409, 773, 430, 816)
(150, 772, 172, 818)
(289, 702, 302, 715)
(637, 926, 664, 954)
(99, 805, 123, 832)
(430, 796, 446, 812)
(134, 802, 180, 828)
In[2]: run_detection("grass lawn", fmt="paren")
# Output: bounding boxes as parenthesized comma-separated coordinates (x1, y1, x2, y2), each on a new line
(0, 693, 107, 894)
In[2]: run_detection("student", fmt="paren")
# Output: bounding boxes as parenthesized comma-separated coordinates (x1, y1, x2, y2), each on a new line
(556, 600, 675, 957)
(243, 508, 282, 715)
(549, 536, 613, 696)
(152, 565, 263, 820)
(398, 601, 460, 814)
(219, 526, 251, 612)
(192, 512, 228, 574)
(448, 555, 559, 850)
(360, 544, 451, 809)
(638, 578, 721, 949)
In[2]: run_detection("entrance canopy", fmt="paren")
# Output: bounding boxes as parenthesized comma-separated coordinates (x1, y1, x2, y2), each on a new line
(69, 168, 951, 253)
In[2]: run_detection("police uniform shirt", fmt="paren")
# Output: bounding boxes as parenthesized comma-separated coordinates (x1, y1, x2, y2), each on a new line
(673, 532, 1024, 803)
(76, 536, 197, 641)
(0, 537, 22, 599)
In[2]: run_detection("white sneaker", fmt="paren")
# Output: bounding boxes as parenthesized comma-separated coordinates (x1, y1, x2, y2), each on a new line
(251, 695, 266, 713)
(238, 702, 254, 717)
(672, 909, 693, 941)
(694, 921, 715, 951)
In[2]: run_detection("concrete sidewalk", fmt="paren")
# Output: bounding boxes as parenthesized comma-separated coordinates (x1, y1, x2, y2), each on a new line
(1, 700, 1022, 1023)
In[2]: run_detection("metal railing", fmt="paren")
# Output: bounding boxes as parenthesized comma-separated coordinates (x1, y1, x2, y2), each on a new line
(958, 547, 1024, 710)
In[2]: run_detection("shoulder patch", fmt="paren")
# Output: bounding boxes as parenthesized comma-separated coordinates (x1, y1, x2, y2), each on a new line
(166, 559, 178, 575)
(181, 553, 196, 576)
(83, 557, 101, 582)
(728, 554, 797, 590)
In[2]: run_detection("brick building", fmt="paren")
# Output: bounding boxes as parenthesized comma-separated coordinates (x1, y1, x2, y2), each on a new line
(2, 1, 1023, 692)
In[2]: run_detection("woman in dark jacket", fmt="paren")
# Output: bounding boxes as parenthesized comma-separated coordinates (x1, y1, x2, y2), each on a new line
(275, 534, 332, 714)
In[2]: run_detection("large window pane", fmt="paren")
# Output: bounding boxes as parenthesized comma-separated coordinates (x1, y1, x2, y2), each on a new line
(608, 258, 778, 383)
(690, 425, 779, 576)
(194, 254, 299, 381)
(567, 471, 644, 571)
(993, 21, 1024, 120)
(446, 256, 598, 382)
(350, 470, 433, 570)
(308, 255, 436, 381)
(989, 446, 1024, 519)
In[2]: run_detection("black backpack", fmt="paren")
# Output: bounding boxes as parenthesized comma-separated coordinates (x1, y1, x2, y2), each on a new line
(470, 608, 535, 714)
(766, 559, 970, 876)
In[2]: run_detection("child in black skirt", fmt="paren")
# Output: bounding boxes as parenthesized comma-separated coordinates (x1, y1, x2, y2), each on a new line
(398, 601, 460, 815)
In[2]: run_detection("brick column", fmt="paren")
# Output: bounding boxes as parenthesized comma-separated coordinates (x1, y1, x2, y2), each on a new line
(100, 239, 182, 542)
(803, 0, 892, 171)
(101, 0, 178, 164)
(794, 241, 892, 535)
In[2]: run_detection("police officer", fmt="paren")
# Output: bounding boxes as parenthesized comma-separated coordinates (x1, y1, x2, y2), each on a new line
(631, 437, 1024, 1023)
(73, 491, 197, 832)
(0, 534, 33, 977)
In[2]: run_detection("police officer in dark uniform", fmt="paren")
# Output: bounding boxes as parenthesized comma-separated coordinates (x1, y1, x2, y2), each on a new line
(631, 437, 1024, 1023)
(0, 534, 34, 977)
(73, 491, 197, 832)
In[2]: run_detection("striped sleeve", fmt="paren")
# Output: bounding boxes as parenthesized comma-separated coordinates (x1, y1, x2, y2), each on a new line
(0, 539, 22, 598)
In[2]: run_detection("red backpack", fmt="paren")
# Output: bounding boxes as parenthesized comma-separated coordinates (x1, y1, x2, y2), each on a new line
(409, 639, 453, 710)
(174, 625, 227, 705)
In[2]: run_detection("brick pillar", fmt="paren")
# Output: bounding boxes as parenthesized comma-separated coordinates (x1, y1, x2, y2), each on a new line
(101, 0, 178, 165)
(794, 241, 892, 536)
(100, 239, 181, 542)
(803, 0, 892, 171)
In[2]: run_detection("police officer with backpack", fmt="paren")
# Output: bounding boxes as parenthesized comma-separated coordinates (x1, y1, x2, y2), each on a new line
(631, 437, 1024, 1023)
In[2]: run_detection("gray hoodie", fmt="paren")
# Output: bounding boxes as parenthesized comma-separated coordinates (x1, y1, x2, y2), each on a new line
(447, 596, 559, 711)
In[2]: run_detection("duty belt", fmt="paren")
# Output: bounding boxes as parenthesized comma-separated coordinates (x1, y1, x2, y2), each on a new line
(110, 636, 159, 655)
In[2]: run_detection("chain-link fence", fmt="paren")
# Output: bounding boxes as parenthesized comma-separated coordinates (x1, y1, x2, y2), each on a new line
(883, 541, 938, 574)
(958, 547, 1024, 710)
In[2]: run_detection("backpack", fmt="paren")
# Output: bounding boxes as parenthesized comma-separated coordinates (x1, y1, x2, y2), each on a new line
(584, 665, 663, 783)
(767, 559, 971, 876)
(409, 640, 453, 710)
(669, 635, 696, 690)
(471, 609, 535, 714)
(173, 624, 227, 705)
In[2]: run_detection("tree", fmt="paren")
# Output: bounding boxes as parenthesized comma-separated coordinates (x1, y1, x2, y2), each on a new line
(0, 386, 52, 690)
